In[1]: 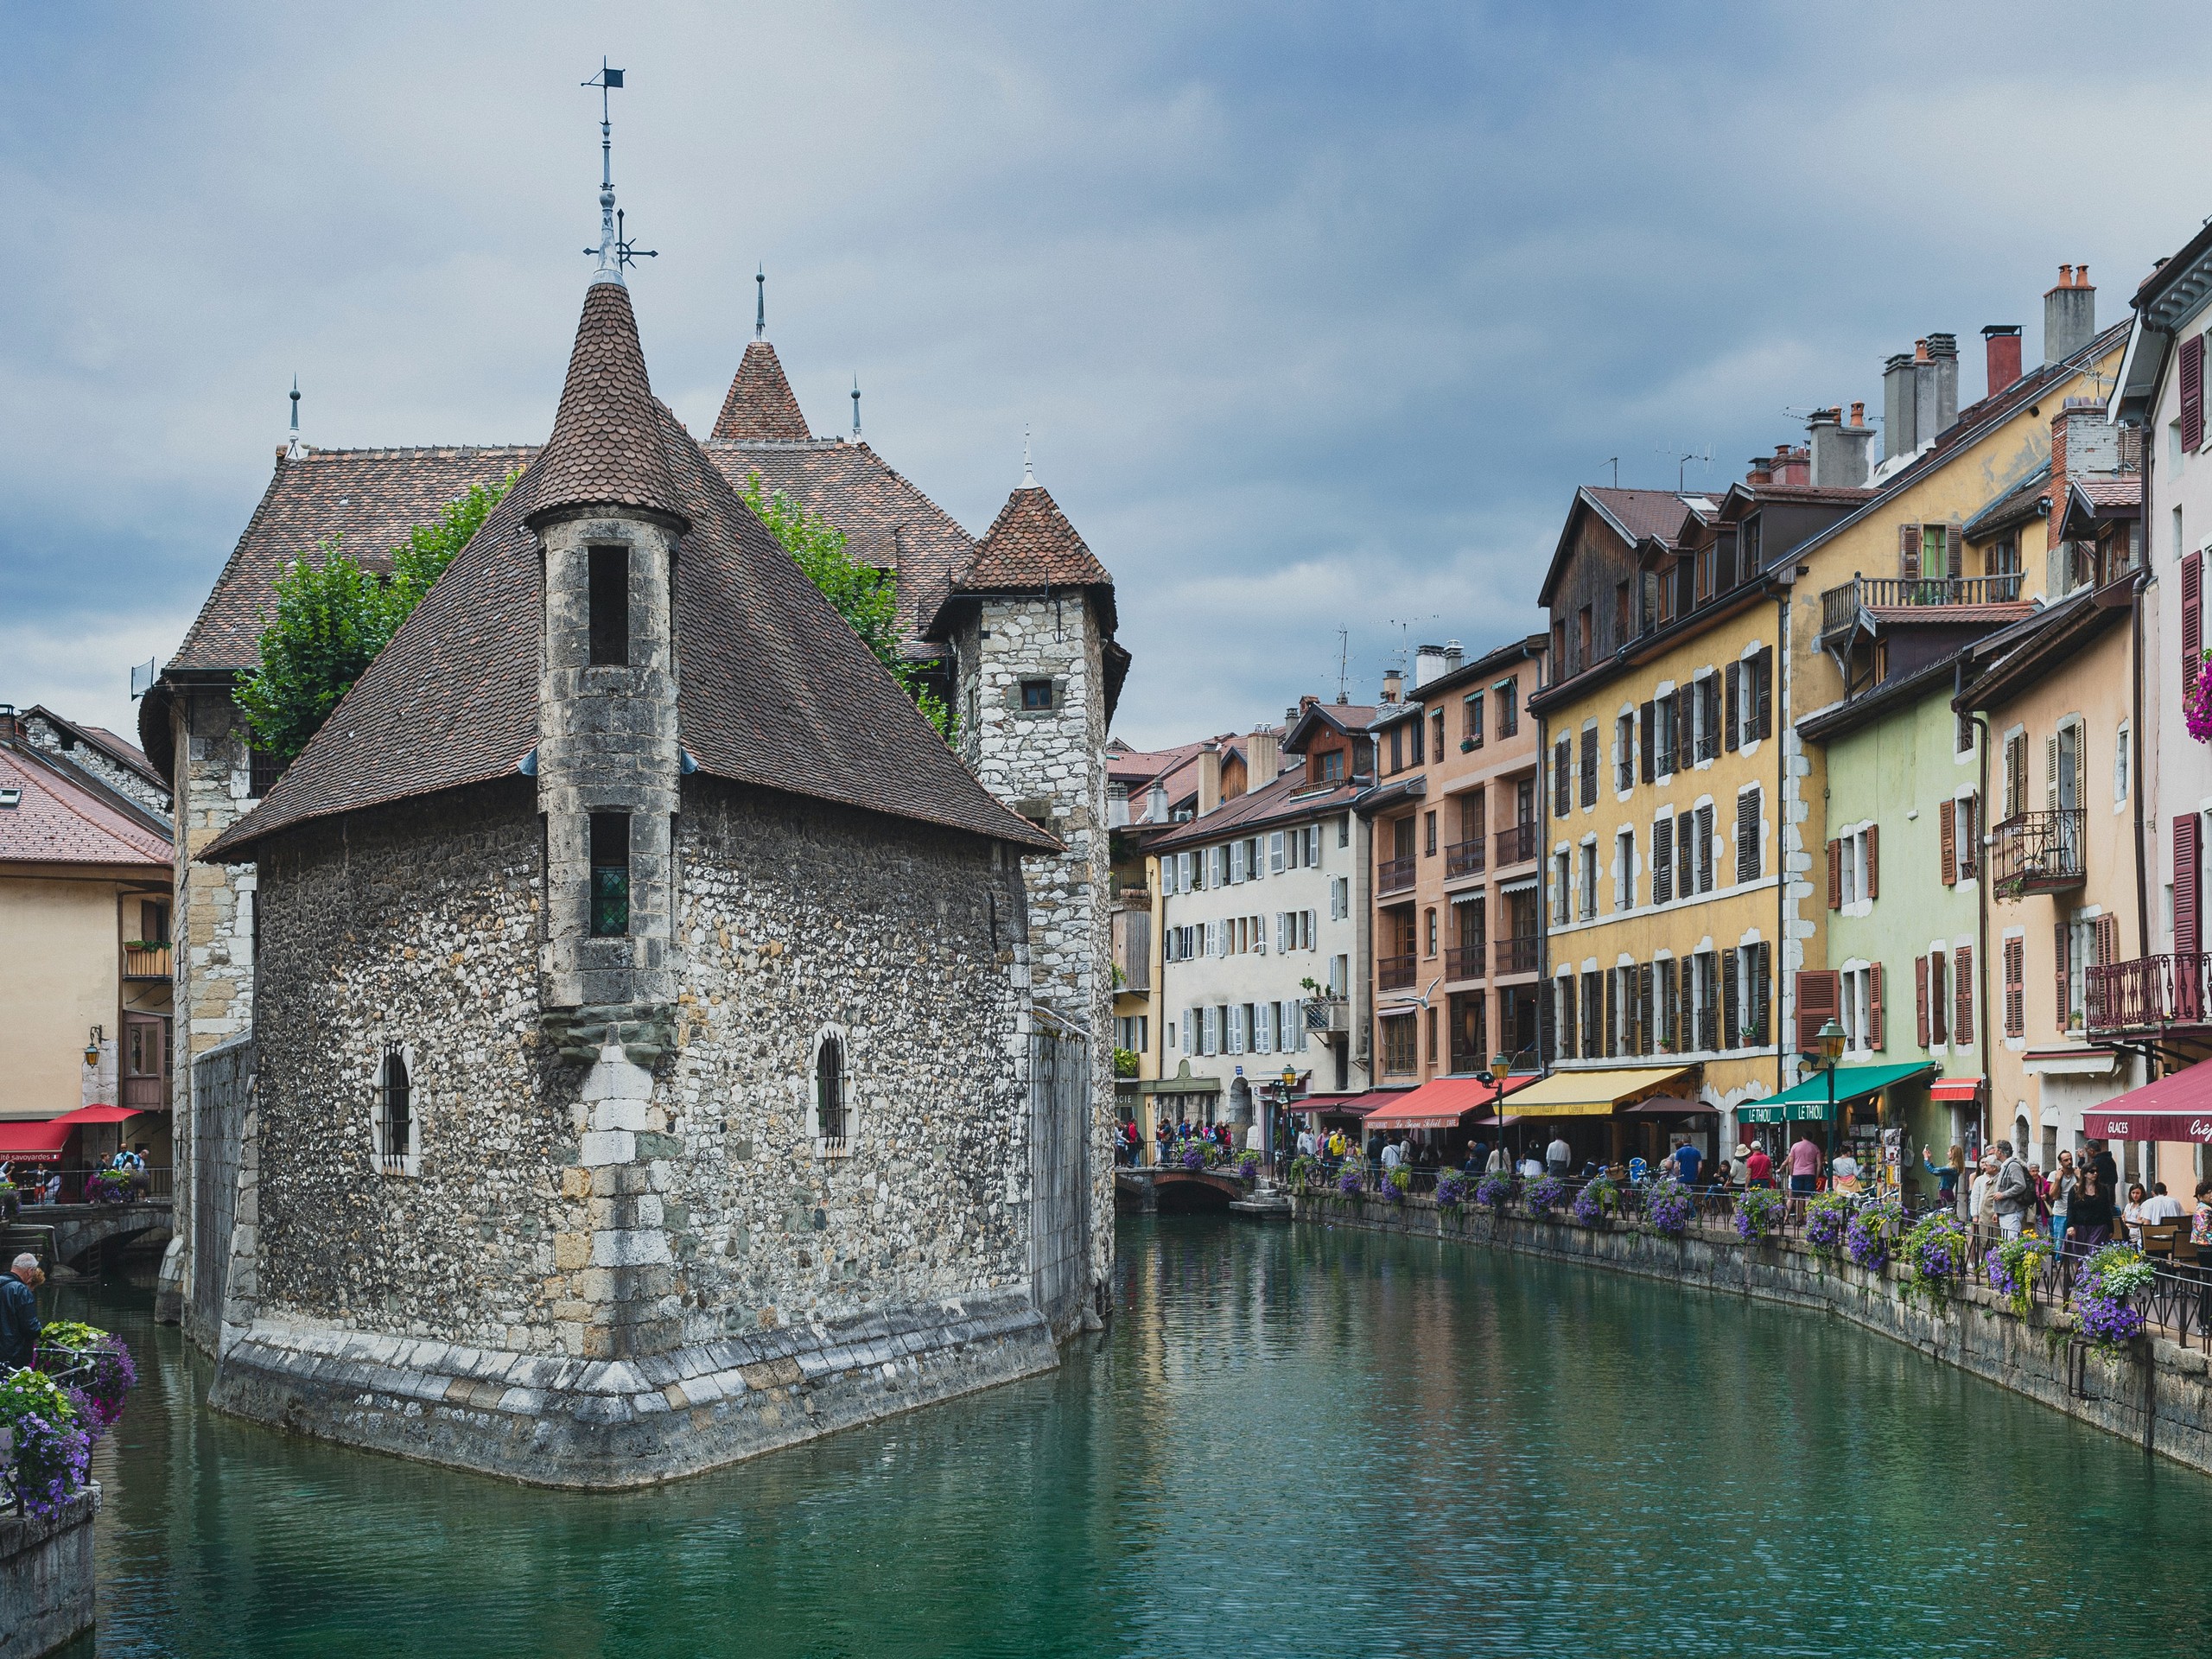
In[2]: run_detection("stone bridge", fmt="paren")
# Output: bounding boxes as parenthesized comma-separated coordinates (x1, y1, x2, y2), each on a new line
(2, 1199, 174, 1274)
(1114, 1167, 1249, 1215)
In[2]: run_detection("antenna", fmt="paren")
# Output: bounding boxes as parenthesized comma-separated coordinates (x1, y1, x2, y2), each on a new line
(580, 61, 656, 280)
(1335, 627, 1350, 703)
(755, 264, 765, 340)
(1672, 447, 1713, 491)
(1603, 456, 1618, 486)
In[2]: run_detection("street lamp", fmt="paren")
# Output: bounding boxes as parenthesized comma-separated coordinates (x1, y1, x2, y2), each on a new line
(1811, 1017, 1847, 1170)
(1490, 1051, 1513, 1164)
(1274, 1064, 1298, 1173)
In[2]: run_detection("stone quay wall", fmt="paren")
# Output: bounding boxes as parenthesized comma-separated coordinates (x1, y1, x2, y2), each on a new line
(1294, 1192, 2212, 1478)
(0, 1487, 99, 1659)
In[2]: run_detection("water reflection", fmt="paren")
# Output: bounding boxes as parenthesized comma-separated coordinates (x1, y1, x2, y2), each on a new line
(48, 1218, 2212, 1656)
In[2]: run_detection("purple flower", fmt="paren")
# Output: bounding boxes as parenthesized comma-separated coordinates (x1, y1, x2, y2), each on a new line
(1573, 1176, 1618, 1226)
(1844, 1209, 1891, 1272)
(1527, 1174, 1569, 1212)
(1475, 1172, 1518, 1211)
(1434, 1173, 1465, 1207)
(1645, 1179, 1696, 1236)
(1338, 1166, 1365, 1196)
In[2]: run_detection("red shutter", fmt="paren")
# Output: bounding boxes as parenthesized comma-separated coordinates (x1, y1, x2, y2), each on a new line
(1796, 969, 1840, 1055)
(2054, 923, 2071, 1027)
(2184, 332, 2205, 454)
(1915, 956, 1930, 1047)
(2004, 937, 2024, 1037)
(1899, 523, 1920, 581)
(1939, 800, 1956, 886)
(1827, 839, 1842, 910)
(2178, 815, 2202, 961)
(2185, 551, 2202, 673)
(2096, 913, 2119, 968)
(1954, 944, 1974, 1047)
(1870, 963, 1885, 1051)
(1866, 824, 1879, 899)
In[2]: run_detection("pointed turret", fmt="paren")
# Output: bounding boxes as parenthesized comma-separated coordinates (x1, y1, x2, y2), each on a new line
(961, 481, 1116, 600)
(527, 281, 686, 530)
(711, 340, 810, 442)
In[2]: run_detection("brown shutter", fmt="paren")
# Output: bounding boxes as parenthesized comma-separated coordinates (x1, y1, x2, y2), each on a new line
(2096, 913, 2119, 968)
(1939, 799, 1956, 887)
(2054, 922, 2070, 1026)
(1697, 804, 1714, 892)
(1675, 689, 1694, 775)
(1796, 969, 1840, 1055)
(1637, 963, 1654, 1056)
(2179, 815, 2202, 960)
(2004, 936, 2024, 1037)
(1605, 967, 1619, 1058)
(1900, 523, 1920, 581)
(1915, 955, 1930, 1047)
(2184, 332, 2205, 454)
(1678, 811, 1694, 902)
(1736, 790, 1761, 883)
(1640, 701, 1656, 783)
(1752, 944, 1771, 1046)
(2185, 551, 2202, 673)
(1866, 823, 1879, 899)
(1870, 963, 1885, 1050)
(1930, 949, 1948, 1045)
(1721, 947, 1738, 1049)
(1954, 944, 1974, 1046)
(1724, 663, 1739, 753)
(1827, 838, 1842, 909)
(1654, 817, 1675, 904)
(1755, 649, 1773, 741)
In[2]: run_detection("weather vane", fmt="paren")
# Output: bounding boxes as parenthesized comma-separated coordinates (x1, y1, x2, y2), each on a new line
(581, 60, 656, 278)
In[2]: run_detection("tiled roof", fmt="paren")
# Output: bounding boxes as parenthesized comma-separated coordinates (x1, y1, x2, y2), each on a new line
(167, 445, 537, 674)
(201, 283, 1057, 863)
(702, 438, 973, 657)
(2074, 475, 2143, 509)
(1586, 486, 1704, 545)
(710, 340, 811, 442)
(927, 483, 1117, 639)
(523, 279, 686, 531)
(1107, 739, 1207, 785)
(0, 743, 169, 868)
(1145, 770, 1362, 850)
(1963, 463, 2050, 540)
(1864, 602, 2034, 627)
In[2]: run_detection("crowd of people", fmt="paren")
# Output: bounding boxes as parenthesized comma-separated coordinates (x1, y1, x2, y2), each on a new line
(0, 1144, 156, 1211)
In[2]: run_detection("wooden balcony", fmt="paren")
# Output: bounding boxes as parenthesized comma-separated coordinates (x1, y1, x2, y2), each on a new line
(1445, 944, 1485, 982)
(1378, 953, 1417, 990)
(1445, 837, 1485, 880)
(1495, 935, 1540, 976)
(122, 944, 173, 979)
(1493, 823, 1540, 867)
(1378, 855, 1418, 896)
(1819, 572, 2026, 645)
(1990, 810, 2085, 900)
(2088, 953, 2212, 1039)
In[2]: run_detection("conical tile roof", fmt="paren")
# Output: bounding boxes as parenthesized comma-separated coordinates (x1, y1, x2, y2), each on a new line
(525, 280, 687, 529)
(711, 340, 810, 442)
(925, 483, 1116, 639)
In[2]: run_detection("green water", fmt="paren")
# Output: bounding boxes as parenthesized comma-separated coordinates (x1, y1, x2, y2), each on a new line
(47, 1217, 2212, 1656)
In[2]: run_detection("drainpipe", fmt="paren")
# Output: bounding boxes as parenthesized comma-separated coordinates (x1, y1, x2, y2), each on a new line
(1536, 702, 1551, 1077)
(1964, 653, 1992, 1153)
(2133, 566, 2150, 964)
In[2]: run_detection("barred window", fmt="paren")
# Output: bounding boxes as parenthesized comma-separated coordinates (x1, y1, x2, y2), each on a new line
(816, 1034, 846, 1146)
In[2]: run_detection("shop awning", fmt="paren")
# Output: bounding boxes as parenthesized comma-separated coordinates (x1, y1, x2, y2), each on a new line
(1503, 1065, 1694, 1118)
(0, 1118, 74, 1164)
(1747, 1061, 1938, 1122)
(1365, 1073, 1539, 1130)
(52, 1103, 141, 1125)
(1929, 1076, 1983, 1103)
(1736, 1100, 1833, 1124)
(2082, 1062, 2212, 1143)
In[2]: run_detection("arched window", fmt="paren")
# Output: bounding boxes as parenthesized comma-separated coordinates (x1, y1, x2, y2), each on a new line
(377, 1046, 414, 1175)
(816, 1036, 845, 1147)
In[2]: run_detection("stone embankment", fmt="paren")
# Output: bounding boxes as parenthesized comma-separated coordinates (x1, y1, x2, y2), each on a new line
(0, 1487, 98, 1659)
(1294, 1191, 2212, 1475)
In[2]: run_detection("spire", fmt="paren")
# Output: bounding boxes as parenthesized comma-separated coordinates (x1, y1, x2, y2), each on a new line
(1020, 425, 1036, 490)
(851, 374, 861, 440)
(285, 377, 303, 460)
(526, 280, 687, 530)
(580, 62, 654, 289)
(755, 264, 766, 340)
(710, 340, 810, 442)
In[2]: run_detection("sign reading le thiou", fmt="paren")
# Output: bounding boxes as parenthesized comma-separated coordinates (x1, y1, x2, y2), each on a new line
(2082, 1113, 2212, 1145)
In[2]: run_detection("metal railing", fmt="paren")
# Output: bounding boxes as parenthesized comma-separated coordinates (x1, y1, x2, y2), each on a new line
(1378, 855, 1417, 896)
(1495, 934, 1540, 975)
(1445, 837, 1485, 879)
(4, 1166, 174, 1205)
(1819, 572, 2025, 638)
(1445, 944, 1484, 982)
(1304, 998, 1351, 1033)
(1493, 823, 1541, 866)
(2088, 952, 2212, 1035)
(1990, 809, 2085, 899)
(1378, 954, 1416, 990)
(121, 944, 172, 978)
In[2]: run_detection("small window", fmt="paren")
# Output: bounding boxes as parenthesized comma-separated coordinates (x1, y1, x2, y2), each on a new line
(1321, 750, 1344, 784)
(588, 546, 630, 667)
(816, 1035, 846, 1146)
(376, 1046, 413, 1176)
(247, 746, 283, 799)
(589, 812, 631, 937)
(1020, 679, 1054, 711)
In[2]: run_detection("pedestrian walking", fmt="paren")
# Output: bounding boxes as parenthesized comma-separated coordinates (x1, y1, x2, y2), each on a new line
(1786, 1133, 1821, 1200)
(1673, 1138, 1704, 1187)
(0, 1252, 42, 1370)
(2047, 1151, 2075, 1255)
(1745, 1143, 1774, 1188)
(1993, 1141, 2033, 1242)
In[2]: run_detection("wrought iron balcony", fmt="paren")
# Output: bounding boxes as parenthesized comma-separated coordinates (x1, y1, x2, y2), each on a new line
(122, 944, 172, 979)
(1378, 855, 1418, 896)
(1495, 934, 1540, 976)
(1819, 572, 2025, 644)
(1378, 953, 1417, 990)
(1304, 997, 1351, 1034)
(1493, 823, 1540, 866)
(1445, 837, 1486, 879)
(1445, 944, 1485, 982)
(2087, 953, 2212, 1038)
(1989, 810, 2085, 899)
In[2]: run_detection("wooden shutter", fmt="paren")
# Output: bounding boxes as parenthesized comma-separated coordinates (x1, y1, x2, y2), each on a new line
(1930, 949, 1948, 1045)
(1915, 956, 1930, 1047)
(1899, 524, 1920, 582)
(1752, 944, 1771, 1046)
(1605, 966, 1619, 1058)
(2046, 735, 2060, 812)
(1939, 799, 1956, 886)
(2054, 923, 2070, 1025)
(1640, 701, 1656, 783)
(2178, 815, 2202, 960)
(1654, 817, 1675, 904)
(2004, 937, 2024, 1037)
(1721, 947, 1739, 1049)
(2185, 552, 2202, 675)
(1755, 648, 1774, 740)
(1554, 739, 1572, 817)
(1737, 791, 1760, 883)
(1866, 823, 1878, 899)
(1827, 839, 1842, 910)
(1677, 812, 1694, 900)
(1724, 663, 1740, 753)
(1697, 804, 1714, 893)
(1796, 969, 1840, 1055)
(2095, 913, 2119, 968)
(1870, 963, 1886, 1050)
(1954, 944, 1974, 1046)
(2184, 332, 2205, 454)
(1675, 689, 1694, 775)
(1637, 963, 1654, 1056)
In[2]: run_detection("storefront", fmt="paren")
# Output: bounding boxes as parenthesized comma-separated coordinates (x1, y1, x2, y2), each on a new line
(1738, 1062, 1938, 1190)
(1500, 1065, 1700, 1170)
(1361, 1073, 1539, 1161)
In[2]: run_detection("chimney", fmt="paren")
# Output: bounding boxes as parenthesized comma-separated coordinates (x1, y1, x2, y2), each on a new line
(1981, 324, 2023, 397)
(1882, 351, 1920, 459)
(1147, 781, 1168, 823)
(2044, 264, 2097, 365)
(1107, 781, 1130, 829)
(1746, 454, 1774, 486)
(1197, 745, 1224, 817)
(1246, 728, 1281, 787)
(1770, 442, 1809, 486)
(1381, 667, 1404, 705)
(0, 704, 17, 744)
(1414, 644, 1452, 688)
(1925, 334, 1959, 435)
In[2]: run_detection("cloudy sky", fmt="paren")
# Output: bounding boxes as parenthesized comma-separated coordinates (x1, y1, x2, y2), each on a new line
(7, 2, 2212, 752)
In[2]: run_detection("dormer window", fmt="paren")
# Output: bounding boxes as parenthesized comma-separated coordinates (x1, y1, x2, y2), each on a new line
(588, 546, 629, 667)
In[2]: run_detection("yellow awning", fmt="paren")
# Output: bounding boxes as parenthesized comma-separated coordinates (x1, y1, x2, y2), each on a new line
(1504, 1065, 1695, 1117)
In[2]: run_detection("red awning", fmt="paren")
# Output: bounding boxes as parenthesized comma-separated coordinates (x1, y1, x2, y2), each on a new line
(2082, 1063, 2212, 1142)
(0, 1118, 74, 1164)
(1303, 1089, 1416, 1119)
(1929, 1076, 1983, 1103)
(52, 1103, 141, 1125)
(1366, 1074, 1539, 1131)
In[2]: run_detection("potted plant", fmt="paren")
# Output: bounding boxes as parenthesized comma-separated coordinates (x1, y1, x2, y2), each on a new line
(1643, 1178, 1696, 1237)
(1735, 1185, 1787, 1242)
(2075, 1243, 2154, 1354)
(1573, 1173, 1619, 1226)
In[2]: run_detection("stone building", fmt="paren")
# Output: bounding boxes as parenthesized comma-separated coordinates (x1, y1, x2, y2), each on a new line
(184, 248, 1101, 1485)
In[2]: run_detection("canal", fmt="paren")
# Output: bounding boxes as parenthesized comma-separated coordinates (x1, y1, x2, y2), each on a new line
(49, 1216, 2212, 1656)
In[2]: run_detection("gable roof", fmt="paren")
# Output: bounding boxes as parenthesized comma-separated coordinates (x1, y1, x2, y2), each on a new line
(1144, 768, 1363, 852)
(0, 740, 169, 868)
(201, 282, 1057, 863)
(1281, 700, 1378, 755)
(26, 707, 163, 792)
(710, 340, 811, 442)
(925, 483, 1117, 639)
(1537, 487, 1707, 608)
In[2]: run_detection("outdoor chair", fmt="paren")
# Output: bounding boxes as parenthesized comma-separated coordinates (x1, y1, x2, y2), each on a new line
(2143, 1223, 2182, 1260)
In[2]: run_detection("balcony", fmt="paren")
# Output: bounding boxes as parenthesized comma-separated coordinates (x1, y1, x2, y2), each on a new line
(2088, 953, 2212, 1039)
(1495, 934, 1540, 976)
(1378, 855, 1418, 896)
(1819, 572, 2025, 645)
(1304, 997, 1351, 1034)
(1989, 810, 2085, 899)
(1379, 954, 1417, 990)
(122, 944, 173, 979)
(1445, 944, 1485, 982)
(1493, 823, 1540, 867)
(122, 1075, 168, 1109)
(1445, 837, 1486, 880)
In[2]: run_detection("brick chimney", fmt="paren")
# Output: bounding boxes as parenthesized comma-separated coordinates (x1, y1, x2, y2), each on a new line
(1381, 667, 1404, 705)
(1981, 324, 2023, 397)
(1882, 351, 1919, 460)
(1770, 442, 1810, 486)
(2044, 264, 2097, 365)
(1746, 454, 1774, 486)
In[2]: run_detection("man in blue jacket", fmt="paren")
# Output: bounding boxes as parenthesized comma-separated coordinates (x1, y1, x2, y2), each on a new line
(0, 1252, 42, 1370)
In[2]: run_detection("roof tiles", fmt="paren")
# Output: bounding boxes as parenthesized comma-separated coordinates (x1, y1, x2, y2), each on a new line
(524, 280, 687, 529)
(0, 744, 169, 868)
(710, 340, 811, 442)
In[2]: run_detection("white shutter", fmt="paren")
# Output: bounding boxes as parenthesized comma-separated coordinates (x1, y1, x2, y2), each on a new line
(1306, 910, 1318, 949)
(1255, 915, 1268, 956)
(1270, 831, 1286, 873)
(1181, 851, 1195, 891)
(1256, 1002, 1274, 1052)
(1284, 1000, 1302, 1047)
(1274, 912, 1287, 952)
(1332, 877, 1349, 920)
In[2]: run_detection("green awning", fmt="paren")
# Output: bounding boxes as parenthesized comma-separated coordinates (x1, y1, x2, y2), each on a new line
(1735, 1101, 1834, 1124)
(1758, 1061, 1939, 1111)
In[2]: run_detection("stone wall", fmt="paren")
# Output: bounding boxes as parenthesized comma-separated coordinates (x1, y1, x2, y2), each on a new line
(185, 1033, 253, 1348)
(0, 1487, 98, 1659)
(22, 711, 171, 823)
(1296, 1192, 2212, 1477)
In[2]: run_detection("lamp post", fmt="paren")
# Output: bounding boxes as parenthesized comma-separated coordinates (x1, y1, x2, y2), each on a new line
(1274, 1063, 1298, 1175)
(1813, 1018, 1847, 1170)
(1490, 1051, 1514, 1166)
